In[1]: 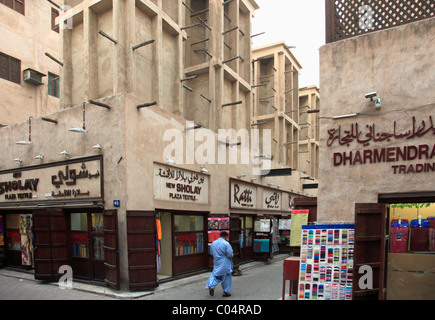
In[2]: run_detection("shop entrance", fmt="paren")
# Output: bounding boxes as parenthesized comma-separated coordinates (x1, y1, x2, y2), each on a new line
(354, 192, 435, 300)
(68, 211, 105, 281)
(157, 210, 208, 281)
(1, 212, 34, 270)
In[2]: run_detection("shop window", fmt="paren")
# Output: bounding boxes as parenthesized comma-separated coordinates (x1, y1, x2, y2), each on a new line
(71, 213, 88, 258)
(0, 0, 25, 15)
(174, 215, 204, 256)
(5, 214, 33, 267)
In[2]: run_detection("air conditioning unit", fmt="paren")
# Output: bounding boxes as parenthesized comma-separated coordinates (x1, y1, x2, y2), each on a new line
(23, 68, 46, 86)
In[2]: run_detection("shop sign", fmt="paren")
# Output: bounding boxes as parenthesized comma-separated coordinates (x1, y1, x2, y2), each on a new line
(230, 181, 257, 209)
(0, 156, 102, 205)
(263, 189, 282, 210)
(153, 163, 209, 204)
(327, 116, 435, 175)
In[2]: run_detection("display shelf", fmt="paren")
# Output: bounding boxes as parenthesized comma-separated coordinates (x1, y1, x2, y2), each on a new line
(298, 224, 355, 300)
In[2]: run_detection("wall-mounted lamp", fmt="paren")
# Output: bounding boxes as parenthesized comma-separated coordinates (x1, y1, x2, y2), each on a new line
(267, 183, 274, 187)
(251, 178, 257, 182)
(277, 185, 282, 188)
(34, 155, 44, 160)
(200, 165, 208, 173)
(14, 158, 23, 166)
(60, 150, 69, 158)
(332, 113, 360, 120)
(165, 156, 175, 164)
(237, 174, 246, 179)
(92, 144, 102, 150)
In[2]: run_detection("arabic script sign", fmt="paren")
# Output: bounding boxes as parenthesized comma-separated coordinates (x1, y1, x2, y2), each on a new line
(153, 163, 209, 204)
(327, 116, 435, 147)
(327, 116, 435, 175)
(0, 157, 102, 204)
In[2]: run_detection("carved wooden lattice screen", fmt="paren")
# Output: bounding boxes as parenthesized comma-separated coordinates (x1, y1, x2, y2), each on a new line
(326, 0, 435, 43)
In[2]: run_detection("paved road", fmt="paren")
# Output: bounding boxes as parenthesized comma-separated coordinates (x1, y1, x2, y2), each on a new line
(0, 254, 292, 301)
(140, 257, 289, 300)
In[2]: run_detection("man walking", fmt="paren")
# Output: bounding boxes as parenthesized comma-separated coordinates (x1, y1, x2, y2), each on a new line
(205, 231, 233, 297)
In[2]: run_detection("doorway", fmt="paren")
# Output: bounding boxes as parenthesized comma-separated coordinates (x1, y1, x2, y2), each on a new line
(354, 193, 435, 300)
(156, 210, 209, 281)
(68, 211, 105, 281)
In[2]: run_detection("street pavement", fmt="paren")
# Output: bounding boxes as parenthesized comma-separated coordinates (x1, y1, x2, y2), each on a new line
(0, 254, 293, 301)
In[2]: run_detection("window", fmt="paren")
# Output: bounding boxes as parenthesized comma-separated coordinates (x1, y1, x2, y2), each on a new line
(174, 215, 205, 256)
(0, 52, 21, 84)
(0, 0, 24, 15)
(48, 73, 59, 97)
(71, 213, 88, 258)
(51, 7, 59, 33)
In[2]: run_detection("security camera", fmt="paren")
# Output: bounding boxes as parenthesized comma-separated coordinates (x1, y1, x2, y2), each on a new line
(365, 92, 377, 101)
(374, 98, 381, 110)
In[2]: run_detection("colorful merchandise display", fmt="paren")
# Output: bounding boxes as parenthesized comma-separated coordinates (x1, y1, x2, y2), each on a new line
(298, 224, 355, 300)
(290, 210, 308, 247)
(390, 219, 408, 253)
(207, 217, 229, 254)
(253, 218, 279, 254)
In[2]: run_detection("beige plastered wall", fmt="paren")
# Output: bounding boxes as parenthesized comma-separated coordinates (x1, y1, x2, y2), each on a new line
(0, 0, 61, 125)
(0, 92, 314, 289)
(318, 17, 435, 222)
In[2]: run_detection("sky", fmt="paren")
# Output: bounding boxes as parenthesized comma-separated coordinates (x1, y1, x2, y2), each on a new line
(251, 0, 325, 88)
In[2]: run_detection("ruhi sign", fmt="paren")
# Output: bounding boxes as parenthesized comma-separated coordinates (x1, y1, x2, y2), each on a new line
(327, 116, 435, 175)
(230, 178, 293, 212)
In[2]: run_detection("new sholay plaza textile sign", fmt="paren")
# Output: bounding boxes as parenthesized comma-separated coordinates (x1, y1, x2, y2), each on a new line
(153, 163, 209, 204)
(0, 156, 103, 206)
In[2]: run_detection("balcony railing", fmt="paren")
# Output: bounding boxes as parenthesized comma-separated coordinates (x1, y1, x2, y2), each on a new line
(325, 0, 435, 43)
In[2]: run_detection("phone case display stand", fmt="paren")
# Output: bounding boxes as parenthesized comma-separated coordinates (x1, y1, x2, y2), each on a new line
(297, 224, 355, 300)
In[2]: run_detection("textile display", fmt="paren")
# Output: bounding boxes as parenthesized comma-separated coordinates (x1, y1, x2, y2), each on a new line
(253, 239, 270, 253)
(298, 224, 355, 300)
(19, 215, 34, 267)
(290, 210, 308, 246)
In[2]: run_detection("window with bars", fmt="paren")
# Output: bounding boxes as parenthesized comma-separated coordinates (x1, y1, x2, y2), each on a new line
(0, 0, 24, 15)
(0, 52, 21, 84)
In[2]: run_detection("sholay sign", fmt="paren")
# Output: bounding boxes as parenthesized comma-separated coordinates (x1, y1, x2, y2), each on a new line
(0, 157, 102, 203)
(327, 116, 435, 174)
(153, 163, 209, 204)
